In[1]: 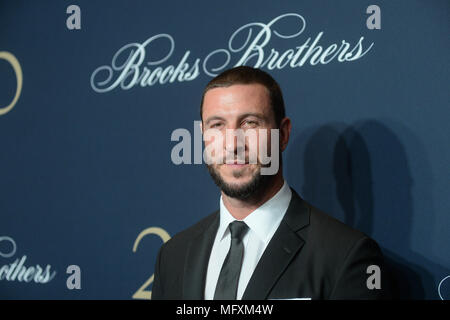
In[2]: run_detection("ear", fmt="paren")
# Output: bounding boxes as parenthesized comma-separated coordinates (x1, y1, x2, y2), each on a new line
(279, 117, 291, 152)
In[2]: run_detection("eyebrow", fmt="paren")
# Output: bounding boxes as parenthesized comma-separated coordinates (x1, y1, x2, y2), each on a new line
(204, 113, 266, 125)
(204, 116, 226, 125)
(238, 112, 266, 120)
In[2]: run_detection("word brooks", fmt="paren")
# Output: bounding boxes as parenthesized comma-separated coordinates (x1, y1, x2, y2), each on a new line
(91, 13, 373, 93)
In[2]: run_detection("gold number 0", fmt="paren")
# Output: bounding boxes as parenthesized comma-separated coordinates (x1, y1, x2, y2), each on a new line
(0, 51, 23, 116)
(132, 227, 171, 300)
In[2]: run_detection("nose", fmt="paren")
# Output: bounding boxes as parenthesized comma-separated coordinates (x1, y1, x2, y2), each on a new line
(225, 128, 246, 159)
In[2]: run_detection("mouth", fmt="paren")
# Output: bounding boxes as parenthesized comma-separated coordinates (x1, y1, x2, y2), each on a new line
(225, 163, 248, 168)
(224, 159, 249, 166)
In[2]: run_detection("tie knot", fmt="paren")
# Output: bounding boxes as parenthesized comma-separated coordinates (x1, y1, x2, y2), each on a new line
(229, 221, 248, 240)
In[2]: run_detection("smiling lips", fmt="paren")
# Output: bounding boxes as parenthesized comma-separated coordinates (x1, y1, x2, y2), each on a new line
(226, 163, 248, 168)
(224, 160, 251, 168)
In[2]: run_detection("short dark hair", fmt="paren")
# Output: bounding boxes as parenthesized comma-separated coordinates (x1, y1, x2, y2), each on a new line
(200, 66, 286, 127)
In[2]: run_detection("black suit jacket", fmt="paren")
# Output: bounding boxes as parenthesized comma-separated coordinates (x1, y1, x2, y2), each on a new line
(152, 188, 392, 299)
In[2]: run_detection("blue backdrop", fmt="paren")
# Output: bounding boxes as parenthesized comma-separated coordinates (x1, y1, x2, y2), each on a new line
(0, 0, 449, 299)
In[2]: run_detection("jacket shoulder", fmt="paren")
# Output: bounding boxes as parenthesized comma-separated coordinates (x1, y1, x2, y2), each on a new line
(308, 204, 368, 241)
(302, 201, 380, 258)
(163, 210, 219, 251)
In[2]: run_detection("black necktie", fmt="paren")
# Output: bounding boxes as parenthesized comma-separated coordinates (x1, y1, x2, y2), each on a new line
(214, 220, 249, 300)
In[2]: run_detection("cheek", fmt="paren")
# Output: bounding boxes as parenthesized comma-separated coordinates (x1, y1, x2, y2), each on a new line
(212, 139, 226, 160)
(255, 130, 271, 157)
(203, 130, 225, 163)
(246, 134, 258, 157)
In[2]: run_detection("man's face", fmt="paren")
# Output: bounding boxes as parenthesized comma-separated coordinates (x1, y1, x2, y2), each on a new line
(201, 84, 278, 199)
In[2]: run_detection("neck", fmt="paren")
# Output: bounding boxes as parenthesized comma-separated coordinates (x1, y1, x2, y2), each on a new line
(222, 172, 285, 220)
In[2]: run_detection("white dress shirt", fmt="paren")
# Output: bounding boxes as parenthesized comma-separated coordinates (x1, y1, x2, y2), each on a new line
(204, 180, 292, 300)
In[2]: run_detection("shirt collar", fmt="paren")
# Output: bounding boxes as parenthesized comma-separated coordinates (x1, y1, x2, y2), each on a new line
(218, 180, 292, 245)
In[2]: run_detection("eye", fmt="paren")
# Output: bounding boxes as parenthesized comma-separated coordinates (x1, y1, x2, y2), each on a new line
(243, 120, 258, 127)
(210, 122, 223, 128)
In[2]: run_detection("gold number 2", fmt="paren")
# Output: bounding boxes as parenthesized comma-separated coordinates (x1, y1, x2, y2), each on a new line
(132, 227, 171, 300)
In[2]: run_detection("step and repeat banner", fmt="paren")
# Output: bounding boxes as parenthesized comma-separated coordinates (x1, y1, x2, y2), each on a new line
(0, 0, 449, 299)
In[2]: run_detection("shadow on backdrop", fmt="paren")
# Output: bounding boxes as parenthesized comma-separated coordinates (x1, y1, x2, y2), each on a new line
(286, 119, 449, 299)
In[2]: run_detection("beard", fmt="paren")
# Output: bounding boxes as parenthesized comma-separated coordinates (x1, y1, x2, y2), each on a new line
(206, 163, 274, 201)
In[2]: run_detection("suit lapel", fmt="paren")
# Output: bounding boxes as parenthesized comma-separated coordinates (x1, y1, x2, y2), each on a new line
(242, 188, 310, 300)
(182, 212, 219, 299)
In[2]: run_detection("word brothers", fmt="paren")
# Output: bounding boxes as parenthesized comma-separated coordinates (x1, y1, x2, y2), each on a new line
(171, 121, 280, 175)
(91, 13, 374, 93)
(0, 255, 56, 284)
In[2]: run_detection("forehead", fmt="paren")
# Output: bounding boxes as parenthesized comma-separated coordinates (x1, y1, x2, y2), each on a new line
(202, 83, 271, 117)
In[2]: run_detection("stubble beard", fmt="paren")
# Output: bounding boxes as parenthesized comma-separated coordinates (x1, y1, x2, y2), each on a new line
(206, 163, 274, 201)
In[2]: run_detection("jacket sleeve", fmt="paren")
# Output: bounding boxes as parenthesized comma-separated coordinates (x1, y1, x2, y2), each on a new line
(329, 236, 393, 299)
(151, 243, 165, 300)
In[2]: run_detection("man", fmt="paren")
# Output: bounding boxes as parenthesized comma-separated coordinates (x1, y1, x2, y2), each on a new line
(152, 66, 392, 300)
